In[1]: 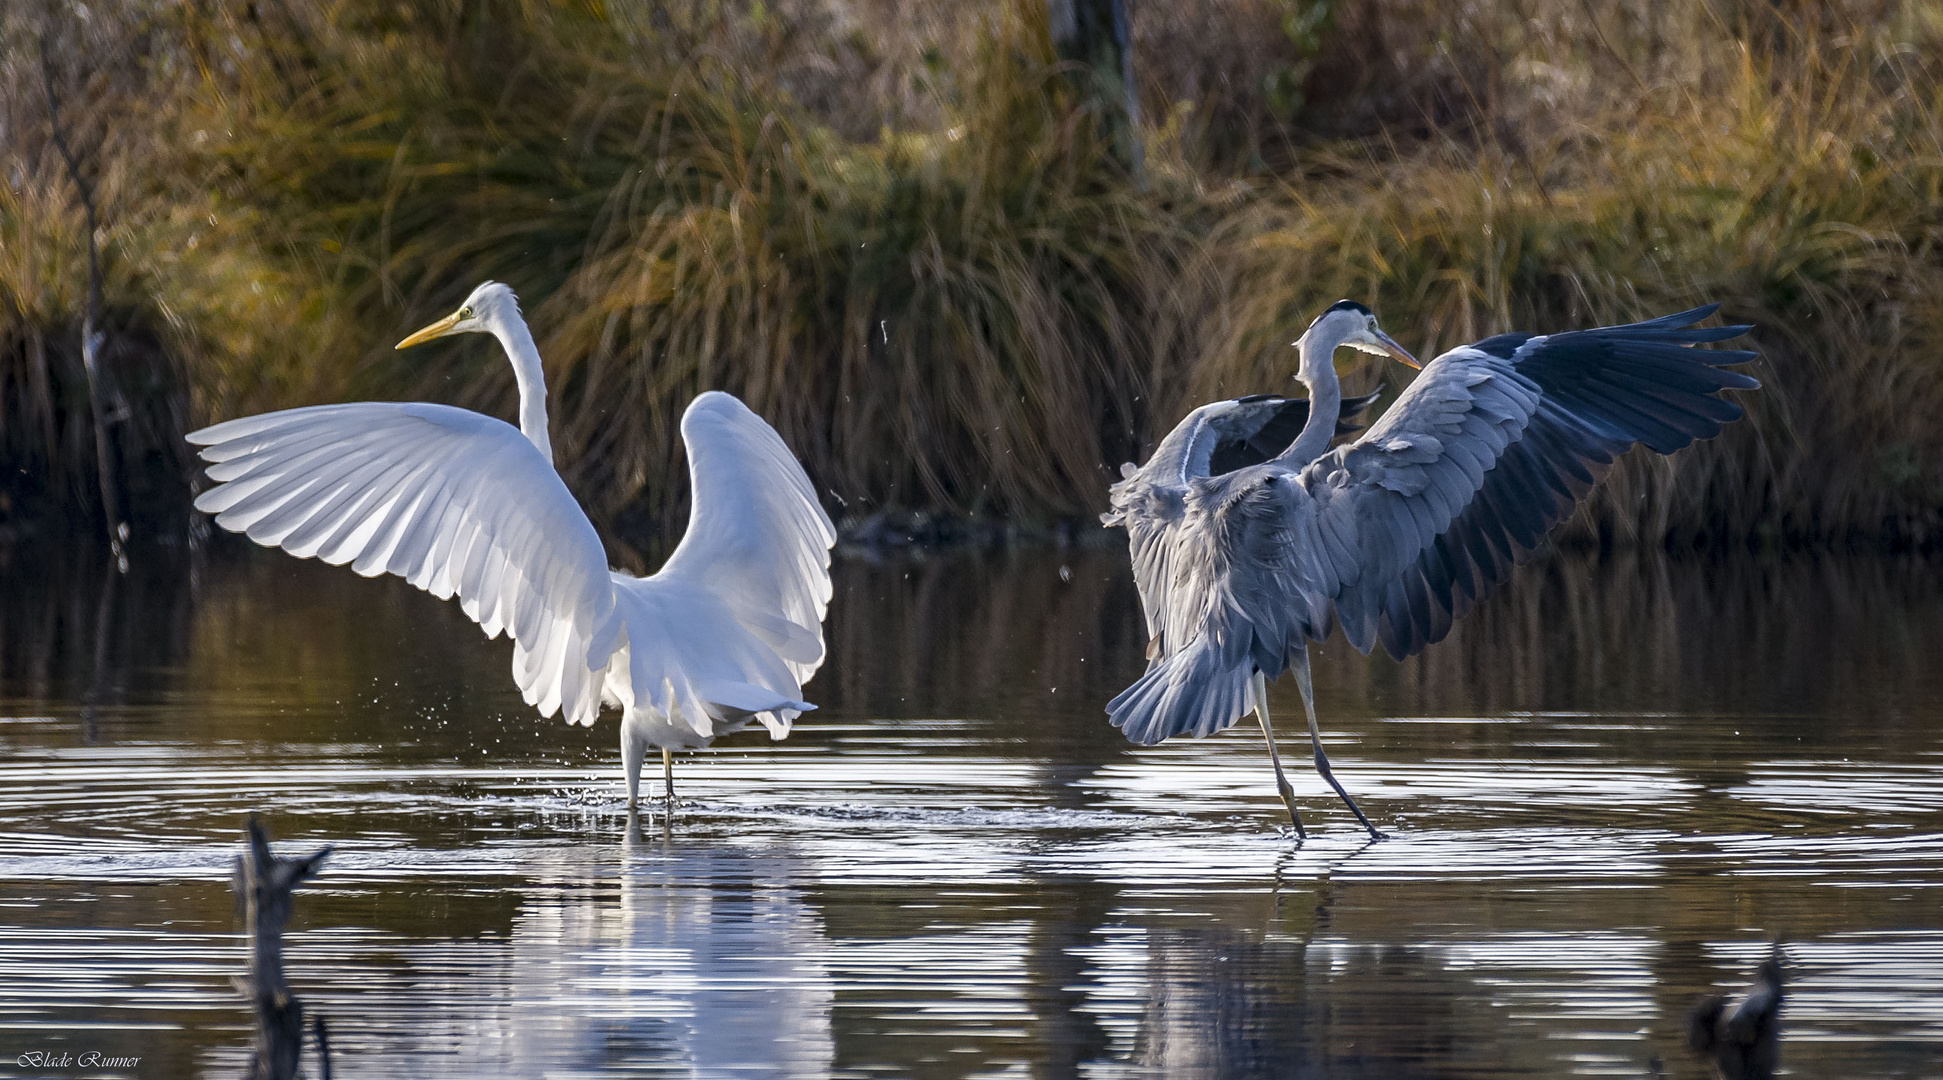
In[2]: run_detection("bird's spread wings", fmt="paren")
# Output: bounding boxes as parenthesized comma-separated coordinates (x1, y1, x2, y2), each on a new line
(188, 403, 624, 726)
(1104, 392, 1376, 657)
(655, 392, 837, 685)
(1300, 305, 1759, 659)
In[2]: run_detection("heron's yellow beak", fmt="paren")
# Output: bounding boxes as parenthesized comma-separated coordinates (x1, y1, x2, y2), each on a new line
(396, 310, 464, 350)
(1375, 329, 1420, 369)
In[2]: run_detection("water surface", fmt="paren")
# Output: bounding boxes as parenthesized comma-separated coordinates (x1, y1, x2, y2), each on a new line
(0, 540, 1939, 1078)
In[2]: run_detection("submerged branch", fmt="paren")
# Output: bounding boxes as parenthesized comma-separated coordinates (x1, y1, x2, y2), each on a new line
(233, 817, 331, 1080)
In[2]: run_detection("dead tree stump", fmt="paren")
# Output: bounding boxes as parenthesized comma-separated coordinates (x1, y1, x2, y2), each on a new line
(1047, 0, 1143, 179)
(233, 817, 330, 1080)
(1688, 944, 1786, 1080)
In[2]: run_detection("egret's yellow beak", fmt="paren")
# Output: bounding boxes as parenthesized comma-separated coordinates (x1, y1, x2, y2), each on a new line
(396, 310, 464, 350)
(1375, 329, 1420, 369)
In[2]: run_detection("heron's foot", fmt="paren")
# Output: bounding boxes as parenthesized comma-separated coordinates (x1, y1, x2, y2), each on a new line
(1312, 753, 1386, 840)
(1339, 797, 1386, 840)
(1275, 782, 1307, 840)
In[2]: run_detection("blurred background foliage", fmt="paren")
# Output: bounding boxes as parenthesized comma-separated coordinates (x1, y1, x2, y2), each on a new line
(3, 0, 1941, 551)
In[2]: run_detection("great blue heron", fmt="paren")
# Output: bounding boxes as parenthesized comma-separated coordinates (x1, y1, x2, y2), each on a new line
(187, 281, 836, 812)
(1104, 300, 1758, 838)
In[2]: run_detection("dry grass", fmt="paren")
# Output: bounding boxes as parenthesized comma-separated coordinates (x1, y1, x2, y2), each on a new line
(1189, 3, 1943, 546)
(4, 0, 1941, 547)
(0, 4, 191, 530)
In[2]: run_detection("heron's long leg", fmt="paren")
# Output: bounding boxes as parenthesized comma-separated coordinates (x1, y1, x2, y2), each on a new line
(1292, 654, 1386, 840)
(1253, 671, 1306, 839)
(662, 748, 676, 810)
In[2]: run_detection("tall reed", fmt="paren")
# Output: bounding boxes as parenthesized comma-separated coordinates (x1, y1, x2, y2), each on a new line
(1191, 7, 1943, 546)
(3, 0, 1940, 548)
(0, 5, 191, 533)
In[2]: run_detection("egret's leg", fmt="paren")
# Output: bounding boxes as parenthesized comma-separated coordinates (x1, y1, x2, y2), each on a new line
(1253, 671, 1306, 839)
(662, 748, 675, 809)
(621, 722, 645, 810)
(1292, 653, 1386, 840)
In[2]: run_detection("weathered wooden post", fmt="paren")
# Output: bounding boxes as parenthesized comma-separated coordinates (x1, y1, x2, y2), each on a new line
(1047, 0, 1143, 180)
(1688, 944, 1785, 1080)
(233, 817, 331, 1080)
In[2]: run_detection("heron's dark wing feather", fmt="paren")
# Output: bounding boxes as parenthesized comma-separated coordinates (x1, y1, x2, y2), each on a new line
(1206, 392, 1382, 476)
(1305, 305, 1759, 659)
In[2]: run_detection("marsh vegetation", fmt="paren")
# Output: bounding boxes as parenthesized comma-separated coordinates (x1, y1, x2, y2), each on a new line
(3, 0, 1940, 549)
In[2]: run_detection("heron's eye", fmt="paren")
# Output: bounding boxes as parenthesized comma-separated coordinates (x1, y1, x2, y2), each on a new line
(459, 306, 474, 320)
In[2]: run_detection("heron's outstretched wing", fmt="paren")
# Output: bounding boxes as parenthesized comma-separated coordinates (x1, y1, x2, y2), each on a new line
(1301, 305, 1759, 658)
(655, 392, 837, 685)
(188, 403, 624, 726)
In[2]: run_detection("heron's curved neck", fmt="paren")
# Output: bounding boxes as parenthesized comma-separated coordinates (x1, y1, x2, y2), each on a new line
(1271, 327, 1346, 468)
(489, 312, 552, 465)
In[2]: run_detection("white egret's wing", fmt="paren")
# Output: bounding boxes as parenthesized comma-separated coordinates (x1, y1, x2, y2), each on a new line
(188, 403, 624, 725)
(655, 392, 836, 684)
(609, 577, 814, 742)
(1301, 306, 1758, 659)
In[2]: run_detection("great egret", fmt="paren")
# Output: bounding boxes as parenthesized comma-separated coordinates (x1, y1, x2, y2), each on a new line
(188, 281, 836, 811)
(1104, 300, 1758, 838)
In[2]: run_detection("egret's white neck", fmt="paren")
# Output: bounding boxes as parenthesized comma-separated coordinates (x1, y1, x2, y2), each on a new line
(487, 311, 552, 465)
(1271, 324, 1347, 468)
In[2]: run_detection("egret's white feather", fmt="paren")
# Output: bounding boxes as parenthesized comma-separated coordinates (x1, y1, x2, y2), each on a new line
(189, 401, 623, 727)
(658, 392, 838, 685)
(188, 283, 836, 807)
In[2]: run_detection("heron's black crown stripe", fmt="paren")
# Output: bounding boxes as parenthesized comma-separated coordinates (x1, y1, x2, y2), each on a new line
(1325, 299, 1372, 315)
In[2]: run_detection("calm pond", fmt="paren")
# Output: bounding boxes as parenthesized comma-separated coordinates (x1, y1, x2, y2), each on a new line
(0, 537, 1939, 1078)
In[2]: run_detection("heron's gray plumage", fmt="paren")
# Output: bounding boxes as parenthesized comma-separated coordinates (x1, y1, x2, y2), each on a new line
(1106, 304, 1759, 749)
(1104, 391, 1376, 668)
(1204, 392, 1381, 475)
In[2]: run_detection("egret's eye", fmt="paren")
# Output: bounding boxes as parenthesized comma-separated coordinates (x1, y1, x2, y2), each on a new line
(459, 306, 474, 320)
